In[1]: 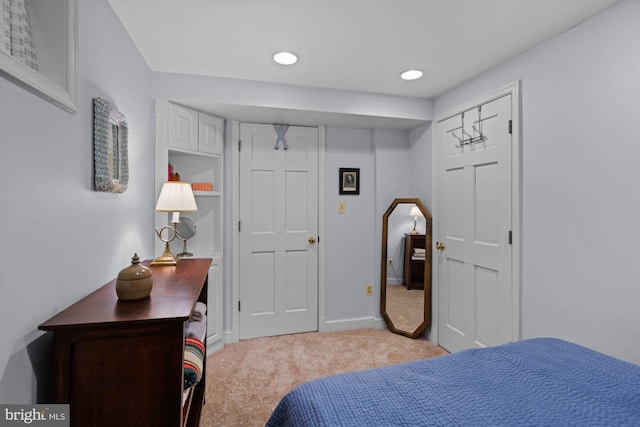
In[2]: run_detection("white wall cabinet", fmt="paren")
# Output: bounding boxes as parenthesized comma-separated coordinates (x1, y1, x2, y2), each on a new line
(167, 103, 198, 151)
(168, 102, 224, 155)
(155, 99, 225, 352)
(198, 112, 224, 155)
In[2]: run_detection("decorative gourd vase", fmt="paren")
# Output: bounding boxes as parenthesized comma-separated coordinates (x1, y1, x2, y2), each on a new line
(116, 254, 153, 300)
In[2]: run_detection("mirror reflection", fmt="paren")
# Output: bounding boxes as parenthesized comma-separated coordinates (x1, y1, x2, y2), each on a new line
(110, 124, 120, 180)
(176, 216, 197, 258)
(380, 198, 432, 338)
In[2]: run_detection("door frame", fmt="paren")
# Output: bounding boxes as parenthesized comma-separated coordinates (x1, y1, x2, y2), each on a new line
(229, 121, 326, 343)
(431, 81, 522, 346)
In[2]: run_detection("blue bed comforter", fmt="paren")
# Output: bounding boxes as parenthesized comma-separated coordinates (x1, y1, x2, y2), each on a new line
(266, 338, 640, 426)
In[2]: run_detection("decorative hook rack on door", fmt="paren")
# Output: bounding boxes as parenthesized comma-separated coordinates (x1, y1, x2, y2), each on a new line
(273, 124, 289, 150)
(451, 106, 487, 148)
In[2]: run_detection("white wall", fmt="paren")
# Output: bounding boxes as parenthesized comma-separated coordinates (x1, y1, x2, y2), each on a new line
(324, 128, 377, 324)
(374, 129, 413, 207)
(409, 124, 433, 212)
(322, 128, 420, 328)
(373, 129, 412, 287)
(434, 0, 640, 364)
(0, 0, 153, 403)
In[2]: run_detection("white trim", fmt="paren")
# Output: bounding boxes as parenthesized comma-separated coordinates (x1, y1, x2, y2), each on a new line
(0, 0, 78, 113)
(435, 81, 520, 122)
(511, 82, 522, 342)
(318, 127, 327, 332)
(206, 335, 224, 354)
(230, 120, 241, 343)
(431, 80, 522, 345)
(223, 330, 235, 345)
(322, 316, 385, 332)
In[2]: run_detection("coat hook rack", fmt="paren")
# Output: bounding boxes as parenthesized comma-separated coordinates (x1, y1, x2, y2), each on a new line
(452, 106, 487, 148)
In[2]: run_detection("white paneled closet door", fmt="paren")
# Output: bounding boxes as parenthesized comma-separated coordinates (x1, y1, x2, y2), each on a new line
(239, 123, 319, 340)
(435, 94, 515, 353)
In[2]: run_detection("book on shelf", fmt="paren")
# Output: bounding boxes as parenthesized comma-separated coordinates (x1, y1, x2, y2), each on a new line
(191, 183, 213, 191)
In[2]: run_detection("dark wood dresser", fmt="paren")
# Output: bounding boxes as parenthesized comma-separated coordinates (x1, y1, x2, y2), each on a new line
(39, 258, 212, 427)
(403, 233, 426, 290)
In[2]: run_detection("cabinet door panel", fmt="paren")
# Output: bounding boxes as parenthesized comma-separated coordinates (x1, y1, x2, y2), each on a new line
(198, 113, 224, 154)
(169, 103, 198, 151)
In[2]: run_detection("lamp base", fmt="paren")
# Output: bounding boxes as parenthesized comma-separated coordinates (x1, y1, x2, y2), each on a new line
(151, 242, 178, 266)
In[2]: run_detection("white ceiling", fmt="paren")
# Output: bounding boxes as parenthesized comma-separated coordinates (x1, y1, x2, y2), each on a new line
(108, 0, 621, 127)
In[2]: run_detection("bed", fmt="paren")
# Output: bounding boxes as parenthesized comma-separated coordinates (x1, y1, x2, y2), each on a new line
(266, 338, 640, 426)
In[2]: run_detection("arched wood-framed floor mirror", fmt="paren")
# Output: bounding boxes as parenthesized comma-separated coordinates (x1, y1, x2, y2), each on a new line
(380, 198, 432, 338)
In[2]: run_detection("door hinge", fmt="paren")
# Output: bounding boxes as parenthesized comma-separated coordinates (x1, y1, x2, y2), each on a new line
(508, 120, 513, 134)
(238, 139, 242, 151)
(238, 221, 241, 232)
(238, 301, 241, 311)
(508, 230, 512, 245)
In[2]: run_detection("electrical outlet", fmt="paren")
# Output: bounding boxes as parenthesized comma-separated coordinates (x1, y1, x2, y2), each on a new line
(365, 284, 373, 296)
(388, 259, 393, 266)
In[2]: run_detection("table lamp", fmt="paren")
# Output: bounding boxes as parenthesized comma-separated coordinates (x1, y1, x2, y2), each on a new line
(151, 182, 197, 266)
(409, 206, 424, 234)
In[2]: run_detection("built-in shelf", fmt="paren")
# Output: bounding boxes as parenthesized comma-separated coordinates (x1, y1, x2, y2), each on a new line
(154, 99, 225, 352)
(193, 191, 222, 197)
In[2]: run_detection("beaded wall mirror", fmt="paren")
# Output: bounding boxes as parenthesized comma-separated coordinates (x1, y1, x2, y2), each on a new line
(93, 97, 128, 193)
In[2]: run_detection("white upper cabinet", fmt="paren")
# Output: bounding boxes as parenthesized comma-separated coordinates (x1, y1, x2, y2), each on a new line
(168, 103, 199, 151)
(160, 101, 225, 256)
(198, 112, 224, 155)
(168, 102, 224, 155)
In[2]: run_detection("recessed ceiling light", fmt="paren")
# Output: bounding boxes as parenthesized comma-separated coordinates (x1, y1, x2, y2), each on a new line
(273, 51, 298, 65)
(400, 69, 423, 81)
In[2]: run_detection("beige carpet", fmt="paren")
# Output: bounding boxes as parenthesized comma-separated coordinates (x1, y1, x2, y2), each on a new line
(201, 328, 447, 426)
(386, 284, 424, 333)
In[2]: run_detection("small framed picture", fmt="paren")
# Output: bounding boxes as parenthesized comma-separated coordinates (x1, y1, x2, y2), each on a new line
(339, 168, 360, 195)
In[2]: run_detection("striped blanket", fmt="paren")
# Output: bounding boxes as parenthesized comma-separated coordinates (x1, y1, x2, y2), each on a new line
(184, 337, 205, 389)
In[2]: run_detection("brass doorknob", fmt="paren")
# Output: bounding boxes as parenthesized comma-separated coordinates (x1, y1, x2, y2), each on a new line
(436, 241, 445, 250)
(309, 236, 317, 244)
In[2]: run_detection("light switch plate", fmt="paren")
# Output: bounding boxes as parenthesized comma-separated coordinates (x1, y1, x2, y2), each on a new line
(338, 202, 345, 214)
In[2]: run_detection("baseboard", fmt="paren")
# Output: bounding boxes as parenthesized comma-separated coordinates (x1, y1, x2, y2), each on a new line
(425, 325, 438, 345)
(322, 316, 386, 332)
(206, 336, 224, 354)
(224, 329, 237, 345)
(373, 318, 387, 330)
(217, 318, 390, 349)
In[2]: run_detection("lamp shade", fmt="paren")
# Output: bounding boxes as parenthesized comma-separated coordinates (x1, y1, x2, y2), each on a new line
(155, 182, 197, 212)
(409, 206, 423, 218)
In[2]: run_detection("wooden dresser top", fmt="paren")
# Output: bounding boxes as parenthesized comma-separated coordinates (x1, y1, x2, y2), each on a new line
(39, 258, 212, 331)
